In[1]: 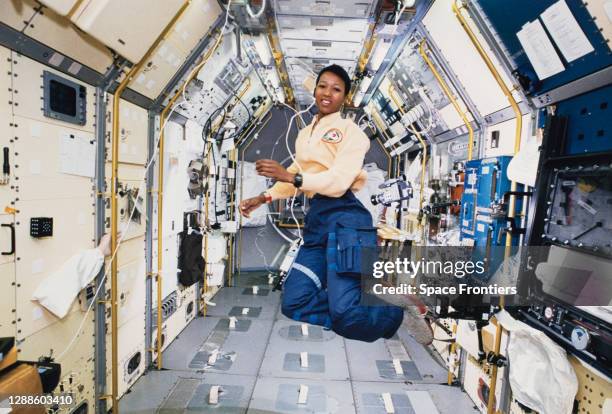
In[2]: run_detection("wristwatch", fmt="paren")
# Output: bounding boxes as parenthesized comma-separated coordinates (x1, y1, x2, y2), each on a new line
(293, 172, 303, 188)
(261, 192, 272, 203)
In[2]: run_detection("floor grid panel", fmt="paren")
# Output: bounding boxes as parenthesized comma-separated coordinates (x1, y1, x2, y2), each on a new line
(120, 278, 478, 413)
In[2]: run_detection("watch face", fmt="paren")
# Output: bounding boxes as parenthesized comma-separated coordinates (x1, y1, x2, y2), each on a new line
(545, 168, 612, 256)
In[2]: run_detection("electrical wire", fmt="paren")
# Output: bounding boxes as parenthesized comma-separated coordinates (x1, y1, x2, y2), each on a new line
(246, 0, 266, 18)
(57, 96, 185, 362)
(57, 0, 234, 362)
(282, 101, 316, 240)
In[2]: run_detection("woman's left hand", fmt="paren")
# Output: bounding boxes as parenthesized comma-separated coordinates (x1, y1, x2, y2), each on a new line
(255, 159, 294, 183)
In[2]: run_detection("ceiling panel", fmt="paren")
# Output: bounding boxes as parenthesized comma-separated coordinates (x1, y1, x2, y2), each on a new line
(277, 15, 368, 42)
(274, 0, 375, 18)
(282, 38, 361, 60)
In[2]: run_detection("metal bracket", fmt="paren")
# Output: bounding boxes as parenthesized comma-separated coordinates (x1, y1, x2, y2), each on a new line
(486, 351, 507, 368)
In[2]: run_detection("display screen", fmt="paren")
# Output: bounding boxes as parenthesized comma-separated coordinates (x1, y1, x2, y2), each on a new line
(49, 79, 77, 117)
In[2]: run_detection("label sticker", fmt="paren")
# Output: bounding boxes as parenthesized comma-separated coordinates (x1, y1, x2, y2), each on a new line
(67, 62, 82, 75)
(48, 52, 64, 66)
(577, 199, 597, 215)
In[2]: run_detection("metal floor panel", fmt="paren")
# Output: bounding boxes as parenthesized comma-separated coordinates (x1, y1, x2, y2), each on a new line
(176, 373, 256, 413)
(119, 370, 203, 413)
(259, 320, 350, 381)
(351, 382, 480, 414)
(123, 285, 477, 414)
(345, 336, 421, 383)
(203, 318, 274, 376)
(162, 316, 220, 371)
(206, 286, 281, 320)
(396, 329, 449, 383)
(232, 271, 274, 287)
(248, 377, 357, 414)
(163, 315, 273, 376)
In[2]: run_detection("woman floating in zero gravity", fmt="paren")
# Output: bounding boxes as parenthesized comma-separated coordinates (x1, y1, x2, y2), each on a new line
(239, 64, 433, 344)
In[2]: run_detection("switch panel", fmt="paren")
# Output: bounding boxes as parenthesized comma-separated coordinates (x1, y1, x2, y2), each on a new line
(30, 217, 53, 238)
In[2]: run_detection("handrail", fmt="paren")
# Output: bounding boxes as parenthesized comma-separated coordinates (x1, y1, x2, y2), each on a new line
(453, 2, 523, 413)
(387, 85, 427, 214)
(155, 15, 225, 370)
(419, 39, 475, 160)
(110, 1, 191, 410)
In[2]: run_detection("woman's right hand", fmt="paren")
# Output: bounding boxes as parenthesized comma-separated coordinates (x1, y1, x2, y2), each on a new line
(239, 194, 266, 218)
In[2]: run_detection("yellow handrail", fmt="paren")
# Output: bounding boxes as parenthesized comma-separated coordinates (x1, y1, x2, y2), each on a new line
(418, 39, 475, 161)
(155, 4, 225, 370)
(387, 85, 427, 214)
(110, 1, 191, 410)
(453, 2, 523, 413)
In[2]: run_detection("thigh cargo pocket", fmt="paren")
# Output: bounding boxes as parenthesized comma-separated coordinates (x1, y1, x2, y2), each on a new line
(336, 223, 378, 276)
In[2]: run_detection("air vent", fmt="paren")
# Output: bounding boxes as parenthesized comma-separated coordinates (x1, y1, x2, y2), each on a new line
(312, 41, 332, 48)
(153, 291, 178, 323)
(313, 59, 330, 64)
(311, 17, 333, 26)
(186, 301, 194, 317)
(127, 352, 142, 375)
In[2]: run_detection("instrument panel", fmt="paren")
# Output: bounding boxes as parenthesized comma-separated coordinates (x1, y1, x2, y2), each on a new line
(544, 165, 612, 257)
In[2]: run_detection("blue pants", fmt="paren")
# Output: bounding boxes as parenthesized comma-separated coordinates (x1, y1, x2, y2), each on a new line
(281, 192, 403, 342)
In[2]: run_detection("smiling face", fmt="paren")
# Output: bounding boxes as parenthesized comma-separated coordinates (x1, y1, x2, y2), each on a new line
(314, 71, 346, 116)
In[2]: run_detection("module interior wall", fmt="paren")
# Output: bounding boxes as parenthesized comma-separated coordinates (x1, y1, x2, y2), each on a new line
(3, 48, 97, 411)
(128, 0, 221, 99)
(422, 0, 523, 117)
(10, 51, 97, 340)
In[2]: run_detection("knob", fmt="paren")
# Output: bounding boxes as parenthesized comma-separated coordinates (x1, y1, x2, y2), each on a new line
(570, 326, 590, 351)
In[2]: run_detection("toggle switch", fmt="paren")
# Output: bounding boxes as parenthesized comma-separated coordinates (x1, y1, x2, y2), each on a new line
(252, 285, 259, 295)
(229, 316, 237, 329)
(300, 351, 308, 368)
(301, 324, 309, 337)
(242, 307, 249, 315)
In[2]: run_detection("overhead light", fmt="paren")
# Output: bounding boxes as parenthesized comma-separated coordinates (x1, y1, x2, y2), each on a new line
(367, 38, 393, 71)
(353, 75, 373, 107)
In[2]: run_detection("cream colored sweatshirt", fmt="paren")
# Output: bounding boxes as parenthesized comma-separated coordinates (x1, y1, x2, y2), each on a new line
(266, 111, 370, 200)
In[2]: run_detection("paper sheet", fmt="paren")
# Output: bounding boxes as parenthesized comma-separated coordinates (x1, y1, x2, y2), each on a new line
(58, 132, 95, 178)
(507, 135, 541, 187)
(541, 0, 594, 62)
(516, 20, 565, 80)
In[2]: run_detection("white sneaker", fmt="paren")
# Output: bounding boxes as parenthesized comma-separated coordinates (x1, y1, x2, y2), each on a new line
(402, 305, 434, 346)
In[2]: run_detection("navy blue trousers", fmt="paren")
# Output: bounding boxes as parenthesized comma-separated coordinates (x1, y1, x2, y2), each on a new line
(281, 191, 403, 342)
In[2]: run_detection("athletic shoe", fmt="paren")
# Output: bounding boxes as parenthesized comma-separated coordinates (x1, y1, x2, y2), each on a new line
(402, 304, 434, 346)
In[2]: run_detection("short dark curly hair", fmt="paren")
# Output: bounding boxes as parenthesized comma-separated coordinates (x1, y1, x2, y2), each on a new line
(315, 64, 351, 94)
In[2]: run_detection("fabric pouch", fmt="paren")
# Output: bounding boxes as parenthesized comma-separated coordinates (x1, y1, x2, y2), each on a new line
(335, 223, 378, 277)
